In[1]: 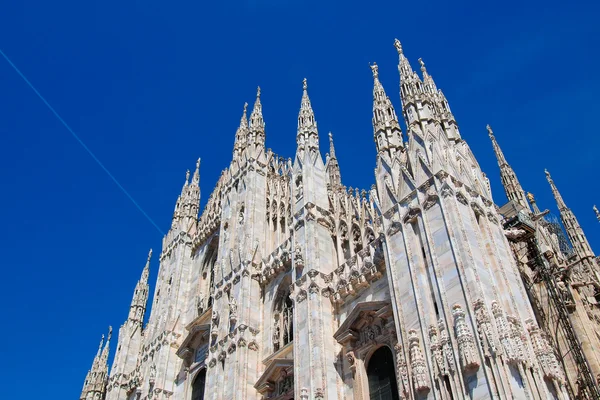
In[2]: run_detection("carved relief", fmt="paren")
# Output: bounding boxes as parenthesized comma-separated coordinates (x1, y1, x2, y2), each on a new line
(452, 304, 480, 371)
(408, 329, 430, 392)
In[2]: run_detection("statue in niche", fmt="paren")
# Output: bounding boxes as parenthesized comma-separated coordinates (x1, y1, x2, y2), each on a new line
(229, 297, 237, 321)
(238, 206, 245, 225)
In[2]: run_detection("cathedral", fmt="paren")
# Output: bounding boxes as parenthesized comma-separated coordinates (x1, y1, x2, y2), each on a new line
(80, 39, 600, 400)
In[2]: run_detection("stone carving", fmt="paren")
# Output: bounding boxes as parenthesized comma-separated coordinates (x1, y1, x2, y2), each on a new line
(438, 320, 456, 374)
(294, 245, 304, 268)
(300, 388, 309, 400)
(149, 364, 156, 384)
(474, 299, 498, 358)
(408, 329, 430, 392)
(527, 320, 564, 383)
(229, 297, 237, 323)
(394, 342, 411, 396)
(314, 388, 324, 399)
(429, 325, 448, 376)
(504, 227, 526, 239)
(211, 311, 219, 326)
(452, 304, 480, 371)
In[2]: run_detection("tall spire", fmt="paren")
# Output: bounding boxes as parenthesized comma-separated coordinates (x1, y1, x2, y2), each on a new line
(545, 169, 567, 211)
(129, 249, 152, 323)
(296, 78, 319, 156)
(418, 58, 437, 94)
(80, 329, 111, 400)
(249, 87, 265, 147)
(394, 39, 414, 80)
(233, 103, 249, 157)
(326, 132, 342, 187)
(487, 124, 528, 210)
(298, 78, 317, 132)
(527, 192, 542, 214)
(545, 169, 595, 262)
(192, 158, 200, 185)
(395, 38, 424, 108)
(328, 132, 337, 159)
(594, 205, 600, 222)
(370, 62, 403, 155)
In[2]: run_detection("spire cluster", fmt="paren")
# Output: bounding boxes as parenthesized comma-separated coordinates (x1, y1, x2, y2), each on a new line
(80, 327, 111, 400)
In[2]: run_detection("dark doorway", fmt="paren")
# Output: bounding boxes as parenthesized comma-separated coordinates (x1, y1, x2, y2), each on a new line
(367, 346, 400, 400)
(191, 369, 206, 400)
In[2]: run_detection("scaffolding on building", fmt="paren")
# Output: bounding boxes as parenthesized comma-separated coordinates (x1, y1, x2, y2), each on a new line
(502, 202, 600, 399)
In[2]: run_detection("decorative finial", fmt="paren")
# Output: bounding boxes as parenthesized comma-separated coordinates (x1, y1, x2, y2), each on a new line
(196, 158, 201, 170)
(370, 62, 379, 78)
(544, 169, 551, 178)
(418, 58, 426, 73)
(185, 170, 190, 183)
(593, 205, 600, 222)
(486, 124, 494, 136)
(147, 249, 153, 261)
(303, 78, 307, 91)
(107, 326, 112, 341)
(256, 86, 261, 98)
(394, 38, 403, 54)
(243, 102, 248, 115)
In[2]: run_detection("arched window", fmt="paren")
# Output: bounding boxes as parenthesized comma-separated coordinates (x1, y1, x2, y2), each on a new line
(367, 347, 400, 400)
(273, 281, 294, 352)
(191, 369, 206, 400)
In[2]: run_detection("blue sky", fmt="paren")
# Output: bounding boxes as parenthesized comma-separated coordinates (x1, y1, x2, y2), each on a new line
(1, 0, 599, 398)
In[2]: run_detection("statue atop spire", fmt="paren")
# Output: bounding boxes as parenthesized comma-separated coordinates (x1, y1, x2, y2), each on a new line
(545, 169, 595, 262)
(249, 86, 265, 146)
(328, 132, 336, 159)
(545, 169, 567, 211)
(370, 62, 403, 155)
(233, 103, 249, 157)
(594, 205, 600, 222)
(298, 78, 316, 132)
(192, 158, 201, 185)
(80, 328, 111, 400)
(487, 125, 528, 210)
(129, 251, 152, 324)
(296, 78, 319, 158)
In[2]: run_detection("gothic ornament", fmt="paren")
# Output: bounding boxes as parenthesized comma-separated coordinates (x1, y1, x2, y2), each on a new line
(452, 304, 480, 371)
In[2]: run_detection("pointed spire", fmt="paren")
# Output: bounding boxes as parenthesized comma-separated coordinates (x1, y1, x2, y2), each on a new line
(545, 169, 595, 261)
(100, 326, 112, 363)
(249, 87, 265, 134)
(233, 102, 249, 156)
(487, 125, 528, 210)
(394, 38, 413, 77)
(328, 132, 336, 159)
(487, 124, 508, 166)
(326, 132, 342, 187)
(418, 58, 437, 93)
(545, 169, 567, 211)
(527, 192, 541, 214)
(370, 63, 403, 155)
(192, 158, 201, 185)
(80, 330, 110, 400)
(129, 250, 151, 323)
(142, 248, 152, 283)
(594, 205, 600, 222)
(298, 78, 317, 132)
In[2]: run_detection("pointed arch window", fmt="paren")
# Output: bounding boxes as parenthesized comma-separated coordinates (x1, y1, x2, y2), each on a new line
(367, 346, 400, 400)
(273, 282, 294, 352)
(191, 369, 206, 400)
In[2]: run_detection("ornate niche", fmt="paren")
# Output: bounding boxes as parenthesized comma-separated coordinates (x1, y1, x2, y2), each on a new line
(272, 278, 294, 353)
(254, 359, 294, 400)
(333, 301, 399, 400)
